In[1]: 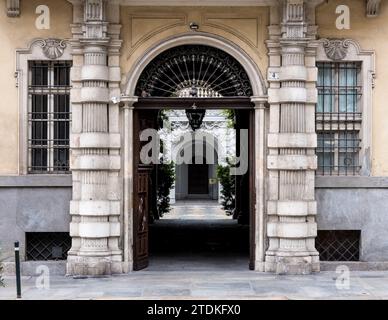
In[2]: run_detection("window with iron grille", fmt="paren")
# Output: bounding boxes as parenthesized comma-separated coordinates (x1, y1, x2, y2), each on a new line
(316, 230, 361, 261)
(28, 61, 72, 173)
(26, 232, 71, 261)
(316, 62, 362, 176)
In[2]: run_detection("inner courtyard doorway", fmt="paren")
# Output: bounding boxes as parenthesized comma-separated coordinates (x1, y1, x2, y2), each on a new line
(187, 161, 209, 196)
(132, 105, 255, 271)
(130, 43, 260, 272)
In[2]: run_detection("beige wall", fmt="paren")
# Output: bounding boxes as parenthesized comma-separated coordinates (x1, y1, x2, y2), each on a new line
(119, 6, 269, 94)
(317, 0, 388, 176)
(0, 0, 72, 174)
(1, 2, 387, 177)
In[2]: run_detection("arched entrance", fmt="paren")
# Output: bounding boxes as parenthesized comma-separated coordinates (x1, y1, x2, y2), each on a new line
(121, 34, 268, 272)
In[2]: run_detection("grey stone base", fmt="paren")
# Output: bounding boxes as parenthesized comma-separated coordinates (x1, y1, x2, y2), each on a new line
(3, 261, 66, 276)
(320, 261, 388, 271)
(265, 255, 320, 275)
(66, 255, 123, 276)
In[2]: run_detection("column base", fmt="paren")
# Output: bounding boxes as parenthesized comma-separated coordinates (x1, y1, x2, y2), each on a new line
(265, 254, 320, 275)
(254, 261, 266, 272)
(66, 254, 124, 276)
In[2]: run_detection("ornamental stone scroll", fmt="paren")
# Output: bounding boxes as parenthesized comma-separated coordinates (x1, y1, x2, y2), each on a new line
(323, 39, 351, 61)
(38, 39, 67, 60)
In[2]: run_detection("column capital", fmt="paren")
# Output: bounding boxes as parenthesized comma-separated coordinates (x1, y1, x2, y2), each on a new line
(120, 96, 138, 109)
(251, 96, 268, 109)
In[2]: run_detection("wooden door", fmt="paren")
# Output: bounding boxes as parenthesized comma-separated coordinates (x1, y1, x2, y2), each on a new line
(188, 163, 209, 195)
(132, 109, 158, 271)
(133, 166, 152, 270)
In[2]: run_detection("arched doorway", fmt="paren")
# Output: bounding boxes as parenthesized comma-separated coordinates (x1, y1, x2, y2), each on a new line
(121, 34, 268, 272)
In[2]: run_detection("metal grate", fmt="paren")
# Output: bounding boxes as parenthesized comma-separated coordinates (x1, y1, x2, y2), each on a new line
(26, 232, 71, 261)
(316, 62, 362, 176)
(28, 61, 72, 174)
(316, 230, 360, 261)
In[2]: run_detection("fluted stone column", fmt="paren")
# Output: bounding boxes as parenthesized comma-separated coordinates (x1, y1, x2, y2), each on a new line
(265, 0, 321, 274)
(67, 0, 123, 276)
(252, 98, 267, 272)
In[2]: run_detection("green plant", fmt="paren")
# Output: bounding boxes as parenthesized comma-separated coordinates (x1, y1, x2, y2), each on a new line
(221, 109, 236, 129)
(0, 265, 4, 287)
(157, 161, 175, 217)
(0, 248, 4, 287)
(216, 162, 236, 215)
(158, 109, 171, 129)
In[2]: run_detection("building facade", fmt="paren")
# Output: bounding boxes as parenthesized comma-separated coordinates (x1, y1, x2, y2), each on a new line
(1, 0, 388, 275)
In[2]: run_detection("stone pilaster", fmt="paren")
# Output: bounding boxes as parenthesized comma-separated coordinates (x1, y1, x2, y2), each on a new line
(6, 0, 20, 17)
(265, 0, 320, 274)
(67, 0, 123, 276)
(252, 98, 267, 272)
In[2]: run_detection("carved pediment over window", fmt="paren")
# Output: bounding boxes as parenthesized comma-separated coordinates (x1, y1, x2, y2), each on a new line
(7, 0, 20, 17)
(38, 39, 67, 59)
(323, 39, 350, 61)
(366, 0, 381, 17)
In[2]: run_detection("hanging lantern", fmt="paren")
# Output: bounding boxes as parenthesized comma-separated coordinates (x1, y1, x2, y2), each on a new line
(185, 104, 205, 131)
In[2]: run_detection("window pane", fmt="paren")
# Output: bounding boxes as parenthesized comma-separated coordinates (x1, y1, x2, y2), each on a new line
(30, 62, 48, 87)
(31, 148, 48, 171)
(54, 121, 69, 144)
(54, 148, 69, 172)
(54, 95, 70, 119)
(338, 132, 359, 174)
(28, 60, 71, 174)
(317, 62, 360, 114)
(338, 63, 358, 113)
(31, 121, 47, 146)
(32, 95, 48, 119)
(54, 62, 71, 86)
(317, 133, 335, 175)
(316, 62, 361, 177)
(317, 63, 334, 113)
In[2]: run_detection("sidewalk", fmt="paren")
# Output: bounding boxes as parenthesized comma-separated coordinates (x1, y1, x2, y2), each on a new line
(1, 269, 388, 300)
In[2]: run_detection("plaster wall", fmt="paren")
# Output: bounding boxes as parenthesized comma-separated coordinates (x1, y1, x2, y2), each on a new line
(0, 176, 71, 261)
(119, 6, 269, 96)
(0, 0, 72, 175)
(316, 0, 388, 176)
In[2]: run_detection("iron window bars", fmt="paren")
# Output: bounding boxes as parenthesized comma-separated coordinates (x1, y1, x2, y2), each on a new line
(28, 61, 72, 173)
(316, 230, 360, 261)
(316, 62, 362, 176)
(26, 232, 71, 261)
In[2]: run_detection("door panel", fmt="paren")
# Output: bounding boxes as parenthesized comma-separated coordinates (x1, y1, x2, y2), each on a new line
(133, 167, 152, 271)
(188, 163, 209, 194)
(133, 109, 158, 271)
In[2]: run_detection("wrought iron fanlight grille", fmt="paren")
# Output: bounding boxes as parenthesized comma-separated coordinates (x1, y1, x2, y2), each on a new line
(135, 45, 253, 98)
